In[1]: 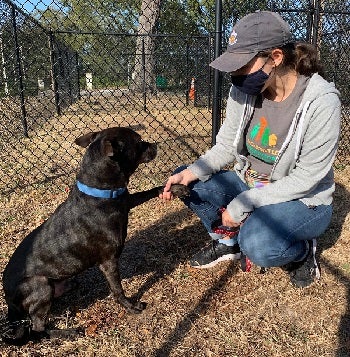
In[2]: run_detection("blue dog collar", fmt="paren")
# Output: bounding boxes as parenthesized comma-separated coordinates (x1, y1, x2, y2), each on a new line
(76, 181, 127, 199)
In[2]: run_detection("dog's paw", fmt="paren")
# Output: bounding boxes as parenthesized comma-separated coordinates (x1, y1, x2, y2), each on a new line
(169, 184, 190, 198)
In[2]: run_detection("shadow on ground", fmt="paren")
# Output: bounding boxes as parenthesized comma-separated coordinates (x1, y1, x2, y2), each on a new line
(319, 182, 350, 357)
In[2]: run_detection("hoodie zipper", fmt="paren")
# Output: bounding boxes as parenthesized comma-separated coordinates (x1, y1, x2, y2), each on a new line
(234, 93, 255, 150)
(270, 100, 311, 178)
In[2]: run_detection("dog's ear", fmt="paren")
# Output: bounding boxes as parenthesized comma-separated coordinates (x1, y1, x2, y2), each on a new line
(74, 132, 99, 148)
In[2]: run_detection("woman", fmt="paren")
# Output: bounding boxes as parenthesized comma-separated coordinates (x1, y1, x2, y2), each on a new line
(160, 11, 341, 288)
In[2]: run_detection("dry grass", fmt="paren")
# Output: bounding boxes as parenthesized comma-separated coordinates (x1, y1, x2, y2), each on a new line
(0, 95, 349, 356)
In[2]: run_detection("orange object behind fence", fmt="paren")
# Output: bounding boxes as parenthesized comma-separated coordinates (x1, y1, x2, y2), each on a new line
(189, 77, 195, 100)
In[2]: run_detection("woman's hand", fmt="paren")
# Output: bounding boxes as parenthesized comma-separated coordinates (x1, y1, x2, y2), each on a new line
(221, 209, 241, 228)
(159, 168, 197, 201)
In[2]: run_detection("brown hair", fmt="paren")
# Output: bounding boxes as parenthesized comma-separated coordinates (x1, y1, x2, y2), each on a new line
(258, 42, 324, 77)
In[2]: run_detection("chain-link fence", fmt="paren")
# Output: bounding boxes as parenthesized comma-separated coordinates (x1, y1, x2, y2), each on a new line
(0, 0, 349, 195)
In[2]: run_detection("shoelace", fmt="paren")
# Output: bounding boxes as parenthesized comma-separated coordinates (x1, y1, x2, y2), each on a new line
(311, 238, 321, 279)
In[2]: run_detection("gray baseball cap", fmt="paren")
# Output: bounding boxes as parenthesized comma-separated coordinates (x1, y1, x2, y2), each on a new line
(210, 11, 293, 73)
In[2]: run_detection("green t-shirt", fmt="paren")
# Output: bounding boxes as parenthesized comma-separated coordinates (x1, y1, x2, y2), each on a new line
(246, 75, 309, 176)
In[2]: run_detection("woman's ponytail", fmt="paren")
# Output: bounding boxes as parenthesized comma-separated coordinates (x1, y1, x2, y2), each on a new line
(294, 42, 324, 77)
(281, 42, 324, 77)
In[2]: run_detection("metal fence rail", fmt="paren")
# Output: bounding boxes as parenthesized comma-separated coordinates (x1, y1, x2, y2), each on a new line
(0, 0, 349, 195)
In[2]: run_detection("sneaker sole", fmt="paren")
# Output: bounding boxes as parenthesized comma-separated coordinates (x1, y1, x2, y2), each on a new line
(190, 252, 241, 269)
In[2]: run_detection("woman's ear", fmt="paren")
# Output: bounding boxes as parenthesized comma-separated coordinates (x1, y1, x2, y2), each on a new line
(270, 48, 284, 67)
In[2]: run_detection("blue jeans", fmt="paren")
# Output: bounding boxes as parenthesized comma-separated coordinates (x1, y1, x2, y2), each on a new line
(176, 166, 333, 267)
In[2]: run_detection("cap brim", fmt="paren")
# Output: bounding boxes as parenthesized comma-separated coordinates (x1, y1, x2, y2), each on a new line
(209, 51, 257, 73)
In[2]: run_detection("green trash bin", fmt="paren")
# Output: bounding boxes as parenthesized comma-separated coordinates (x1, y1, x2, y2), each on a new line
(156, 75, 168, 90)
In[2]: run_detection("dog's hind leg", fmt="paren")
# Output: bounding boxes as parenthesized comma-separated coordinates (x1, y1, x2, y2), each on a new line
(1, 305, 31, 345)
(21, 276, 54, 340)
(22, 277, 82, 341)
(99, 258, 146, 314)
(1, 276, 52, 344)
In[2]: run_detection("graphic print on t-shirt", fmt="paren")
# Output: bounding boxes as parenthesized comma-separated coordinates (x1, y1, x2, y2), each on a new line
(246, 75, 309, 174)
(246, 116, 279, 164)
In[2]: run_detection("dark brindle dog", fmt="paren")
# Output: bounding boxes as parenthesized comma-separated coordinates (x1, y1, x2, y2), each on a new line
(1, 126, 189, 345)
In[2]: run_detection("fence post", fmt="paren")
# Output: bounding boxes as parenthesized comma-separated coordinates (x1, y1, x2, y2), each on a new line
(142, 36, 147, 111)
(211, 0, 222, 145)
(186, 40, 189, 106)
(207, 36, 212, 111)
(11, 4, 28, 137)
(310, 0, 321, 46)
(0, 32, 9, 96)
(48, 31, 61, 115)
(76, 51, 81, 100)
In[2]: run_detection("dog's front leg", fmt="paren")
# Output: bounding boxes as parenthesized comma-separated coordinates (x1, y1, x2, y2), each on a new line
(128, 187, 162, 209)
(128, 184, 190, 209)
(99, 259, 146, 313)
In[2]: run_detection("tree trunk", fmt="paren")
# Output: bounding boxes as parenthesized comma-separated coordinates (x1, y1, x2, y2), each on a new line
(131, 0, 161, 93)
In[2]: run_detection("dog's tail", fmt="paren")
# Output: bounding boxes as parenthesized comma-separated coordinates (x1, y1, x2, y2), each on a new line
(0, 316, 31, 346)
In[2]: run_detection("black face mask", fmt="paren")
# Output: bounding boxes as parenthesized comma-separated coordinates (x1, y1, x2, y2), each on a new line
(231, 68, 270, 96)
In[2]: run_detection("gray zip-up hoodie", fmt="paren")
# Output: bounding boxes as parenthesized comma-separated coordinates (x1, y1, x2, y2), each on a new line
(188, 73, 341, 223)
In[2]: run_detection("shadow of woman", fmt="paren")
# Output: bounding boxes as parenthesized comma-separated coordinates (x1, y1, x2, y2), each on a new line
(318, 182, 350, 251)
(318, 182, 350, 357)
